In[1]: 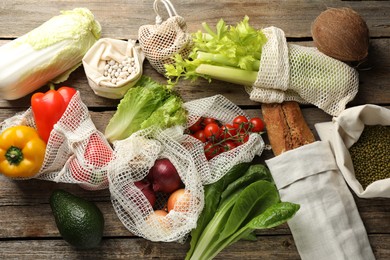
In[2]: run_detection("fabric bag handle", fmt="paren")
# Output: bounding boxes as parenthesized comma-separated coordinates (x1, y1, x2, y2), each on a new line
(153, 0, 179, 24)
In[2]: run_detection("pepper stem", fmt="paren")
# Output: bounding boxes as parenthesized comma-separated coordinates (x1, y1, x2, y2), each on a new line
(5, 146, 24, 165)
(48, 83, 56, 90)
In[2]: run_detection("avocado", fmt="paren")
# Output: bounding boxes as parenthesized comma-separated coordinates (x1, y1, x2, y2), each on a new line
(50, 189, 104, 249)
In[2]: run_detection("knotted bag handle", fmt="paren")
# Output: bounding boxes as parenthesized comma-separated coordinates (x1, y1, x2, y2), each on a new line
(153, 0, 179, 24)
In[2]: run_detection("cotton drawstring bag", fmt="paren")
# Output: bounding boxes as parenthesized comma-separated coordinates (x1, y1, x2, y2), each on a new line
(266, 141, 375, 260)
(138, 0, 193, 75)
(83, 38, 145, 99)
(315, 104, 390, 198)
(245, 26, 359, 116)
(0, 91, 113, 190)
(107, 94, 265, 242)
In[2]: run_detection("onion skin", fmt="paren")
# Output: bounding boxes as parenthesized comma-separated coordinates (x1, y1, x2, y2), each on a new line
(134, 179, 157, 208)
(311, 7, 369, 62)
(167, 188, 190, 213)
(147, 158, 184, 193)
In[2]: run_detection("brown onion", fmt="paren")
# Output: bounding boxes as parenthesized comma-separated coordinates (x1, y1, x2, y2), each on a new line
(311, 7, 369, 62)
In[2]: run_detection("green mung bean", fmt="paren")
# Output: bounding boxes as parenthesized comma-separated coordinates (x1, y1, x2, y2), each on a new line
(349, 125, 389, 189)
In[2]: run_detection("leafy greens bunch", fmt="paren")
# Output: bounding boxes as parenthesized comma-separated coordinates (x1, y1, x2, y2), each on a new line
(104, 76, 187, 143)
(165, 16, 267, 86)
(186, 163, 300, 260)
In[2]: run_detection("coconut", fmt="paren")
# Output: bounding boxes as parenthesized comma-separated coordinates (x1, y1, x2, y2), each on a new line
(311, 7, 369, 62)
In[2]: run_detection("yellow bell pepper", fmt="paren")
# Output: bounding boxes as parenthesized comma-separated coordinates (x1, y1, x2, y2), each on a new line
(0, 125, 46, 178)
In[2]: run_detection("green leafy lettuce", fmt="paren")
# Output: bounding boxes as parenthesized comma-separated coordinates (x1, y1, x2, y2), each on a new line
(186, 163, 300, 260)
(104, 76, 187, 142)
(165, 16, 267, 86)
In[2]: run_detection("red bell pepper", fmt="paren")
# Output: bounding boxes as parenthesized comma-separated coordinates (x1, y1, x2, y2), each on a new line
(69, 133, 113, 189)
(31, 86, 77, 143)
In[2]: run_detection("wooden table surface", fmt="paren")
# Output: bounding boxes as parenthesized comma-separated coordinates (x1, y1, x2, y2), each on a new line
(0, 1, 389, 259)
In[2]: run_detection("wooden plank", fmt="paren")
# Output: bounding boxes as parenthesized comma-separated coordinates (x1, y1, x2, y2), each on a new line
(0, 235, 388, 259)
(0, 1, 388, 39)
(0, 194, 387, 238)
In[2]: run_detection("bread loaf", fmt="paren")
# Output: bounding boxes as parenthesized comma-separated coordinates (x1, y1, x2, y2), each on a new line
(262, 102, 315, 156)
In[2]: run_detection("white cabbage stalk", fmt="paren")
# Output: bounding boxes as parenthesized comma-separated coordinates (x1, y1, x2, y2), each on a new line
(0, 8, 101, 100)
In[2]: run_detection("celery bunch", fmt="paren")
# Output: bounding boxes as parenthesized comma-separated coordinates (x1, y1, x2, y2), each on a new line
(165, 16, 267, 86)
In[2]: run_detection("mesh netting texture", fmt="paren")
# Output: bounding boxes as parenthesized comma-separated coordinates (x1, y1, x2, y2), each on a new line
(107, 94, 265, 242)
(138, 14, 193, 75)
(0, 92, 113, 190)
(245, 26, 359, 116)
(184, 95, 266, 185)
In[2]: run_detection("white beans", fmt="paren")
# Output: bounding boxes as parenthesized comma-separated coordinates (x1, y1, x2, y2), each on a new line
(103, 56, 138, 85)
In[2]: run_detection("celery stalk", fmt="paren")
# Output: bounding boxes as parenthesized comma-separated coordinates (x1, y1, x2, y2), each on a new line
(165, 16, 267, 86)
(195, 64, 258, 86)
(196, 51, 260, 71)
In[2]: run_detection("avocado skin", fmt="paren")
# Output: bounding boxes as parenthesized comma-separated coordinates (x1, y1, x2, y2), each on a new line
(50, 189, 105, 249)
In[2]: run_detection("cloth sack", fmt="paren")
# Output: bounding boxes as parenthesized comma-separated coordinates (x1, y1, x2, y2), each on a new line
(315, 104, 390, 198)
(0, 92, 113, 190)
(83, 38, 145, 99)
(138, 0, 192, 75)
(266, 141, 375, 260)
(245, 26, 359, 116)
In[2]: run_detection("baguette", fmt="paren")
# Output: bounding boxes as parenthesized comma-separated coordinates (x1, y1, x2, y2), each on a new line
(262, 101, 315, 156)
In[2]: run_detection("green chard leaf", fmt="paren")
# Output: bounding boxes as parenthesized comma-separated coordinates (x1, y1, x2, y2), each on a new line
(186, 164, 300, 260)
(186, 162, 251, 259)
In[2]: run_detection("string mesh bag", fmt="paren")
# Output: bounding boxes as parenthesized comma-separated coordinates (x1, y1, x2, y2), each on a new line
(0, 91, 113, 190)
(108, 125, 205, 242)
(245, 26, 359, 116)
(138, 0, 193, 75)
(82, 38, 145, 99)
(184, 94, 266, 185)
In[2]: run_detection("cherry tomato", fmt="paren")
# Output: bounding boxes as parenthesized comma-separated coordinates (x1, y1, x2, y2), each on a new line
(204, 123, 221, 141)
(235, 133, 249, 145)
(203, 117, 217, 125)
(189, 117, 203, 133)
(220, 124, 237, 139)
(249, 117, 265, 133)
(221, 140, 237, 152)
(233, 115, 249, 132)
(192, 129, 207, 143)
(204, 142, 221, 160)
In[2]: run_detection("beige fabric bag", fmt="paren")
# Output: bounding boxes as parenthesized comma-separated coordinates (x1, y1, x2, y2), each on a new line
(138, 0, 192, 75)
(266, 141, 375, 260)
(315, 104, 390, 198)
(83, 38, 145, 99)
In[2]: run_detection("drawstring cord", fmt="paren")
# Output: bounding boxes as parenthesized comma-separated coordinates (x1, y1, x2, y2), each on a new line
(153, 0, 178, 24)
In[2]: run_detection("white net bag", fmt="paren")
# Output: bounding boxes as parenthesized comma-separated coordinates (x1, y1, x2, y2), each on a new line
(138, 0, 193, 75)
(184, 94, 265, 185)
(245, 26, 359, 116)
(107, 94, 264, 242)
(108, 126, 204, 242)
(0, 91, 113, 190)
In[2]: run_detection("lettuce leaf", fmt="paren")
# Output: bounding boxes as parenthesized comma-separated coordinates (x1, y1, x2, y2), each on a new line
(104, 76, 187, 143)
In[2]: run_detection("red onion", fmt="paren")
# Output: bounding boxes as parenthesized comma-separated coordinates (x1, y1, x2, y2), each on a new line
(134, 179, 156, 207)
(147, 158, 184, 193)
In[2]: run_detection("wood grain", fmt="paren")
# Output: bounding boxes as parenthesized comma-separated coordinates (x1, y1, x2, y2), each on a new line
(0, 0, 388, 39)
(0, 1, 389, 259)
